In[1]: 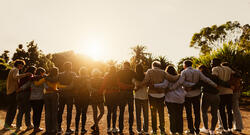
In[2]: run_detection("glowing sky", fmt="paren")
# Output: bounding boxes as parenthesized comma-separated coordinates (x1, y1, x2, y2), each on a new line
(0, 0, 249, 63)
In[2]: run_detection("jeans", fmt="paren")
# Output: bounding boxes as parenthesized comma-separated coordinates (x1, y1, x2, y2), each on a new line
(107, 104, 118, 129)
(184, 95, 201, 134)
(148, 95, 165, 132)
(92, 103, 104, 125)
(16, 91, 32, 128)
(219, 94, 233, 130)
(118, 97, 134, 132)
(166, 102, 184, 134)
(44, 93, 58, 133)
(30, 100, 44, 128)
(4, 92, 17, 128)
(75, 100, 89, 131)
(57, 95, 73, 130)
(135, 99, 149, 132)
(232, 93, 243, 130)
(201, 93, 220, 130)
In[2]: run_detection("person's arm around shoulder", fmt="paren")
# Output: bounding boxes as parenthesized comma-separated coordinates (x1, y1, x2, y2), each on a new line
(34, 78, 46, 86)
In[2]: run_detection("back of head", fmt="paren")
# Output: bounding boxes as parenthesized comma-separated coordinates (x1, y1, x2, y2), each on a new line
(36, 67, 46, 75)
(198, 65, 209, 73)
(183, 60, 192, 68)
(166, 65, 177, 75)
(211, 58, 221, 67)
(79, 66, 87, 77)
(49, 67, 59, 77)
(135, 64, 145, 81)
(63, 61, 72, 72)
(221, 62, 230, 67)
(14, 59, 25, 68)
(123, 61, 130, 69)
(109, 66, 116, 74)
(25, 66, 37, 74)
(91, 68, 102, 77)
(152, 61, 161, 69)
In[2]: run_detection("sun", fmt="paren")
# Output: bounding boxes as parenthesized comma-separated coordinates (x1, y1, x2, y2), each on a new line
(76, 40, 104, 61)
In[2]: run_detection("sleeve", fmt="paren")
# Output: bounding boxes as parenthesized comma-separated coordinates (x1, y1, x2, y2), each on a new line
(199, 71, 217, 88)
(34, 78, 46, 86)
(19, 81, 32, 91)
(57, 83, 67, 88)
(212, 67, 219, 76)
(154, 79, 169, 89)
(182, 81, 196, 87)
(141, 70, 151, 86)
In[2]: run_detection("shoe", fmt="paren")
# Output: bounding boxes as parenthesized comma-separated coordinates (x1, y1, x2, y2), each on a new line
(170, 132, 177, 135)
(15, 127, 21, 133)
(112, 128, 119, 133)
(161, 130, 167, 135)
(91, 125, 96, 131)
(34, 127, 43, 132)
(184, 130, 194, 135)
(144, 131, 149, 135)
(209, 130, 215, 135)
(3, 124, 16, 130)
(235, 129, 242, 133)
(137, 130, 142, 134)
(66, 129, 74, 134)
(119, 130, 124, 134)
(151, 130, 157, 135)
(107, 128, 112, 133)
(26, 125, 34, 131)
(58, 128, 63, 134)
(129, 130, 135, 135)
(75, 129, 79, 134)
(81, 129, 87, 134)
(200, 127, 209, 134)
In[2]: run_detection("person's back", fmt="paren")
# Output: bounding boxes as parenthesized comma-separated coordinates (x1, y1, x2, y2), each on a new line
(6, 67, 19, 95)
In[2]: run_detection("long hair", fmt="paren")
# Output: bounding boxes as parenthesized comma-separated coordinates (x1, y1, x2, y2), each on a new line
(166, 65, 177, 76)
(135, 64, 145, 81)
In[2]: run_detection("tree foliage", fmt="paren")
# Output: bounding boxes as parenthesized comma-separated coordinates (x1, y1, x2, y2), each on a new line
(190, 21, 249, 54)
(12, 41, 54, 72)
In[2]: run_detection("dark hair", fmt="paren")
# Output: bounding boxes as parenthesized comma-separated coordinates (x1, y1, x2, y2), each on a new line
(25, 66, 37, 74)
(135, 64, 145, 81)
(152, 61, 161, 68)
(36, 67, 46, 75)
(14, 59, 25, 67)
(221, 62, 230, 67)
(166, 65, 177, 75)
(184, 60, 192, 67)
(123, 61, 130, 67)
(49, 67, 59, 77)
(211, 58, 221, 67)
(63, 61, 72, 71)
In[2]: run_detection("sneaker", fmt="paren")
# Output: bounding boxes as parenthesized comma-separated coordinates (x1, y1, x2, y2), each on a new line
(34, 127, 43, 132)
(137, 130, 142, 134)
(129, 130, 135, 135)
(184, 130, 194, 135)
(26, 125, 34, 131)
(144, 131, 149, 135)
(161, 130, 167, 135)
(200, 127, 209, 134)
(15, 127, 21, 133)
(58, 127, 63, 133)
(66, 129, 74, 134)
(209, 130, 215, 135)
(2, 124, 16, 130)
(151, 130, 157, 135)
(112, 128, 119, 133)
(235, 129, 242, 133)
(107, 128, 112, 133)
(81, 129, 87, 134)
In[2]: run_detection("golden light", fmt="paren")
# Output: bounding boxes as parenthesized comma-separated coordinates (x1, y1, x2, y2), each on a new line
(76, 39, 105, 61)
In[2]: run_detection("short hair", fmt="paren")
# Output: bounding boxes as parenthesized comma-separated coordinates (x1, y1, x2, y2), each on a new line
(183, 60, 192, 67)
(14, 59, 25, 67)
(211, 58, 221, 67)
(123, 61, 130, 67)
(25, 66, 37, 74)
(49, 67, 59, 77)
(91, 68, 101, 77)
(221, 62, 230, 67)
(63, 61, 72, 71)
(152, 61, 161, 68)
(36, 67, 46, 75)
(79, 67, 87, 76)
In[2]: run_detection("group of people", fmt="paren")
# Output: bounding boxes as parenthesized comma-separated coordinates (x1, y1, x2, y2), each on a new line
(2, 58, 243, 135)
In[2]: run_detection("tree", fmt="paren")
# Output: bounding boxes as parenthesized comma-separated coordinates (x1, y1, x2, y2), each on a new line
(155, 56, 172, 70)
(0, 50, 10, 63)
(130, 45, 151, 70)
(12, 41, 54, 71)
(190, 21, 249, 54)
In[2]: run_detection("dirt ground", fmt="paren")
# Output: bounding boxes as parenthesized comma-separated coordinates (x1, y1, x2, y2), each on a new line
(0, 104, 249, 135)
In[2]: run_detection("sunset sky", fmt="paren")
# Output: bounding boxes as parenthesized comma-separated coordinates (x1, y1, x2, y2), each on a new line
(0, 0, 249, 63)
